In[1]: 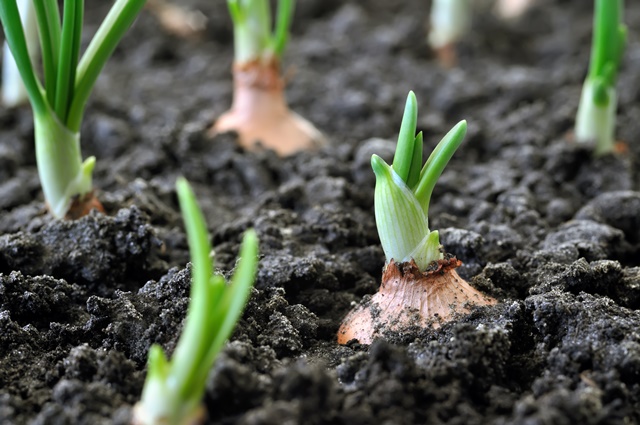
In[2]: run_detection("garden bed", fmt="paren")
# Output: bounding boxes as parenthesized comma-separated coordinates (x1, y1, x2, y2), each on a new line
(1, 0, 640, 423)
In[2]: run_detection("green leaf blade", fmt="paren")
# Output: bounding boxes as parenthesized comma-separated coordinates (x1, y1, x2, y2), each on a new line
(170, 179, 258, 409)
(68, 0, 146, 132)
(171, 178, 216, 401)
(146, 344, 169, 382)
(32, 0, 61, 105)
(589, 0, 625, 85)
(196, 229, 258, 390)
(372, 154, 431, 267)
(227, 0, 244, 23)
(414, 120, 467, 216)
(407, 230, 442, 271)
(391, 91, 418, 184)
(406, 132, 423, 190)
(55, 0, 83, 122)
(271, 0, 295, 58)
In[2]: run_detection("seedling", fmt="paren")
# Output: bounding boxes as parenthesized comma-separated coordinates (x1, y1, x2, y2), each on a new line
(338, 92, 495, 345)
(0, 0, 146, 218)
(211, 0, 324, 156)
(2, 0, 38, 107)
(428, 0, 471, 67)
(132, 178, 258, 425)
(575, 0, 626, 156)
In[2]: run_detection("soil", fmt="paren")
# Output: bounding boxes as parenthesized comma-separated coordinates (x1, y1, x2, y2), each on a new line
(1, 0, 640, 423)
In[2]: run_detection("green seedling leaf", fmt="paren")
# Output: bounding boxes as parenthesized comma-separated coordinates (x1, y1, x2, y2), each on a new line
(272, 0, 294, 57)
(373, 154, 431, 267)
(134, 178, 259, 425)
(392, 91, 418, 184)
(406, 132, 424, 190)
(414, 120, 467, 215)
(33, 0, 61, 106)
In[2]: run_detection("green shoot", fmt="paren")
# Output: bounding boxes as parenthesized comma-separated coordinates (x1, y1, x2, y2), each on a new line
(575, 0, 626, 155)
(372, 91, 467, 270)
(133, 178, 259, 425)
(2, 0, 38, 107)
(227, 0, 294, 63)
(0, 0, 146, 218)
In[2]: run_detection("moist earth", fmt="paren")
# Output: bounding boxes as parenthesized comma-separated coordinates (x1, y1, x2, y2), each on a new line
(1, 0, 640, 423)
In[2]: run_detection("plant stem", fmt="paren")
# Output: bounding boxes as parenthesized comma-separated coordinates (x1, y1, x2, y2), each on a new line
(575, 81, 616, 155)
(575, 0, 626, 154)
(34, 109, 95, 218)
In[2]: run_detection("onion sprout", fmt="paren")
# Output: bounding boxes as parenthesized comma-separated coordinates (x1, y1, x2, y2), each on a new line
(133, 178, 258, 425)
(0, 0, 146, 218)
(373, 91, 467, 270)
(575, 0, 626, 156)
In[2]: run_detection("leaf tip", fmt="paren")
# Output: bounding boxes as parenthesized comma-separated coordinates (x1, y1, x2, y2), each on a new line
(371, 154, 390, 178)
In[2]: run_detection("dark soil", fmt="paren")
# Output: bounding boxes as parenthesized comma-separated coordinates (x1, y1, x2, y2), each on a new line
(2, 0, 640, 423)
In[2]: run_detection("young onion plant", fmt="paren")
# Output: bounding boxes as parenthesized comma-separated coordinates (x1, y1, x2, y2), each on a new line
(372, 92, 465, 271)
(2, 0, 38, 107)
(338, 92, 495, 345)
(575, 0, 626, 156)
(133, 178, 258, 425)
(0, 0, 146, 218)
(211, 0, 324, 156)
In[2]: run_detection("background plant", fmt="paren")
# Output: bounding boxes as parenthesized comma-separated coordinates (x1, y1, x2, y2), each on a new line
(0, 0, 146, 218)
(2, 0, 38, 107)
(212, 0, 324, 156)
(428, 0, 471, 66)
(575, 0, 626, 155)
